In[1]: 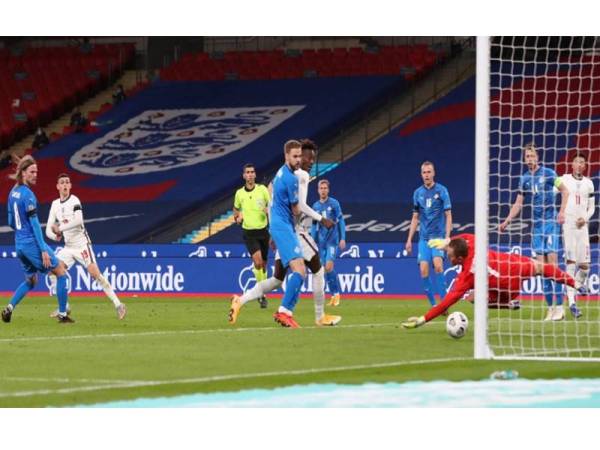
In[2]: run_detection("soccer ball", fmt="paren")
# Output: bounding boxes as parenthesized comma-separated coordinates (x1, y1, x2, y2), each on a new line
(446, 312, 469, 339)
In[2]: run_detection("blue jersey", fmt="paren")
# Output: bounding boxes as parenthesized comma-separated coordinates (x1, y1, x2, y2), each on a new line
(7, 184, 41, 248)
(518, 166, 559, 226)
(270, 164, 299, 229)
(413, 182, 452, 240)
(311, 196, 346, 246)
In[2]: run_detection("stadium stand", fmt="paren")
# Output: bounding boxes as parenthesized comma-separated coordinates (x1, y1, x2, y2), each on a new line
(0, 43, 135, 149)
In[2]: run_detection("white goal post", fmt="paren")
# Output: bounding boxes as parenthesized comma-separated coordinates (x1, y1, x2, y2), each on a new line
(475, 36, 600, 361)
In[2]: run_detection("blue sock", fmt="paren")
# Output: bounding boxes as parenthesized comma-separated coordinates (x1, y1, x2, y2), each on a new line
(56, 275, 69, 314)
(10, 280, 34, 308)
(326, 271, 340, 296)
(434, 271, 447, 301)
(422, 277, 437, 306)
(543, 279, 554, 307)
(555, 284, 564, 306)
(281, 272, 305, 312)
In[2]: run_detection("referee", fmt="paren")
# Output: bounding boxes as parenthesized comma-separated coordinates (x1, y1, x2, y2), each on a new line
(233, 163, 271, 308)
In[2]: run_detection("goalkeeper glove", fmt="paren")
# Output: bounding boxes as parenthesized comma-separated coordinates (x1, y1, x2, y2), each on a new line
(401, 316, 426, 329)
(428, 238, 450, 250)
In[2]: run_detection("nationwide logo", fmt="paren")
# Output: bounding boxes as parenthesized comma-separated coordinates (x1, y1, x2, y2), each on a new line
(70, 106, 305, 176)
(75, 264, 185, 292)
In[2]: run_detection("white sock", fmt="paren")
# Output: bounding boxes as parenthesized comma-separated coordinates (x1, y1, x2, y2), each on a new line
(96, 274, 121, 307)
(576, 267, 589, 286)
(566, 263, 577, 306)
(278, 305, 292, 315)
(49, 274, 57, 296)
(241, 277, 282, 305)
(313, 267, 325, 321)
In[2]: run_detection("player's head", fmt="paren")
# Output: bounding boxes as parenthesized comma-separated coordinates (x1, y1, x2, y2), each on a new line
(421, 161, 435, 186)
(318, 179, 329, 200)
(284, 139, 302, 170)
(571, 153, 586, 177)
(11, 155, 38, 187)
(523, 143, 539, 170)
(447, 237, 469, 266)
(242, 163, 256, 186)
(300, 138, 317, 172)
(56, 173, 72, 198)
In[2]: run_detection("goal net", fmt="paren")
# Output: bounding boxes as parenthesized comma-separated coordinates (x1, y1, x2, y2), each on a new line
(476, 36, 600, 361)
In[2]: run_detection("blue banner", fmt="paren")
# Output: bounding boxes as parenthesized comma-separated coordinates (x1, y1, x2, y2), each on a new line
(0, 243, 598, 297)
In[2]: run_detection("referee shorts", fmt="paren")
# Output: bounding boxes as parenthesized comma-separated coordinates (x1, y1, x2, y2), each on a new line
(242, 227, 270, 261)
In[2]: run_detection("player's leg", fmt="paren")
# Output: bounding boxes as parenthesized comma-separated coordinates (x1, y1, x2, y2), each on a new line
(2, 249, 38, 323)
(87, 263, 126, 319)
(48, 248, 75, 317)
(304, 239, 341, 326)
(532, 227, 554, 318)
(545, 251, 565, 320)
(431, 252, 447, 302)
(48, 253, 73, 323)
(563, 226, 578, 310)
(324, 245, 341, 306)
(418, 240, 436, 306)
(257, 235, 271, 308)
(244, 231, 269, 308)
(570, 227, 590, 318)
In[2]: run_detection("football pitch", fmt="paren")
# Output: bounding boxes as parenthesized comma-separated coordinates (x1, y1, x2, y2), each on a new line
(0, 295, 599, 407)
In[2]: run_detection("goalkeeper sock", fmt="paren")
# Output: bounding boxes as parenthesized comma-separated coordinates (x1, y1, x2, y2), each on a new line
(422, 277, 437, 306)
(326, 271, 340, 296)
(313, 267, 325, 321)
(240, 277, 282, 305)
(281, 271, 305, 312)
(96, 274, 121, 308)
(433, 271, 447, 301)
(10, 279, 35, 308)
(56, 275, 69, 315)
(566, 263, 577, 306)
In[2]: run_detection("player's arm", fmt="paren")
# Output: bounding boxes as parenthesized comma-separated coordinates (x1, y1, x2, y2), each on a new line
(297, 172, 331, 227)
(58, 204, 84, 232)
(584, 187, 595, 224)
(25, 196, 51, 267)
(402, 271, 473, 328)
(287, 177, 301, 216)
(45, 202, 60, 241)
(499, 193, 524, 232)
(555, 176, 568, 225)
(337, 212, 347, 250)
(7, 201, 14, 230)
(442, 187, 453, 239)
(233, 190, 243, 224)
(406, 212, 419, 255)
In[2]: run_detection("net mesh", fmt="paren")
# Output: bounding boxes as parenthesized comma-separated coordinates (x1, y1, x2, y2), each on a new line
(488, 36, 600, 359)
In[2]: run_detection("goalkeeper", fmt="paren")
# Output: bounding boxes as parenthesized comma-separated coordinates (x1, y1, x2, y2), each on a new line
(402, 234, 585, 329)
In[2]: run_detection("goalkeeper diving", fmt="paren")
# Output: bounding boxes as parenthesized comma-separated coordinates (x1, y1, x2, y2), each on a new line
(402, 234, 587, 329)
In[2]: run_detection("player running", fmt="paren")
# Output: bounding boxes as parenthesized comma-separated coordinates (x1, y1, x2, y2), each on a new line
(2, 156, 73, 324)
(500, 143, 569, 321)
(233, 163, 271, 309)
(46, 173, 126, 320)
(401, 233, 585, 329)
(405, 161, 452, 307)
(229, 139, 338, 327)
(559, 153, 595, 318)
(311, 180, 346, 306)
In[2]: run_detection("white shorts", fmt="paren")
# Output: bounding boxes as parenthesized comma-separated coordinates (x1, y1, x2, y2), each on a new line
(56, 244, 96, 270)
(275, 231, 318, 263)
(563, 226, 590, 264)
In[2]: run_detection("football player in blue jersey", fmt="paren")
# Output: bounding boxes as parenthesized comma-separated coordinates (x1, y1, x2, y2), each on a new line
(269, 140, 308, 328)
(311, 180, 346, 306)
(500, 143, 569, 321)
(2, 155, 73, 323)
(405, 161, 452, 307)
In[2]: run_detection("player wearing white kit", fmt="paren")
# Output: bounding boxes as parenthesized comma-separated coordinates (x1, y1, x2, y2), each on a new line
(560, 154, 595, 318)
(46, 173, 126, 319)
(229, 139, 340, 326)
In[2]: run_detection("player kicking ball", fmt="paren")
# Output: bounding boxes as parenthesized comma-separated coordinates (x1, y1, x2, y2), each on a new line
(401, 234, 586, 329)
(229, 139, 339, 327)
(46, 173, 126, 320)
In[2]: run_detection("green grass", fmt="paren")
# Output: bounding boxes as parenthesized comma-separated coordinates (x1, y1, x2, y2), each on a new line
(0, 295, 599, 407)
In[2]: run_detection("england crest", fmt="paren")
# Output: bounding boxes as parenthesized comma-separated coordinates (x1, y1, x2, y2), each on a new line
(70, 105, 305, 176)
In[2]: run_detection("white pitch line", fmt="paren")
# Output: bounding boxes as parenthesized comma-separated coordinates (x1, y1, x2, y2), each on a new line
(1, 377, 145, 385)
(0, 321, 444, 344)
(0, 356, 470, 399)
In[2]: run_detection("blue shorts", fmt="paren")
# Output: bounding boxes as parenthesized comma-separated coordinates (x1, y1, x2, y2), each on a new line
(319, 243, 337, 265)
(532, 222, 560, 255)
(270, 224, 302, 268)
(16, 243, 59, 276)
(417, 239, 445, 264)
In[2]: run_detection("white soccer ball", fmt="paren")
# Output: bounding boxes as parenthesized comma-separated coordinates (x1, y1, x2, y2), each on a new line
(446, 312, 469, 339)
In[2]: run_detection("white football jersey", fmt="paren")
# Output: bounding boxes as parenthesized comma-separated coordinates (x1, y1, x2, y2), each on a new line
(294, 169, 315, 232)
(561, 174, 595, 226)
(47, 194, 91, 248)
